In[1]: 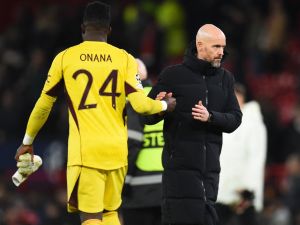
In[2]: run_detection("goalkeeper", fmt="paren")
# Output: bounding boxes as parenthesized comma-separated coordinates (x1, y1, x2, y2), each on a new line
(14, 1, 176, 225)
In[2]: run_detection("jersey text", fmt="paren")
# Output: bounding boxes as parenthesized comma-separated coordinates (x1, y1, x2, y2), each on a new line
(80, 53, 112, 63)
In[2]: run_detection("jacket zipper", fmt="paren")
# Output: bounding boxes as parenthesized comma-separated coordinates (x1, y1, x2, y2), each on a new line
(201, 180, 207, 202)
(203, 75, 208, 106)
(202, 144, 207, 202)
(201, 71, 208, 201)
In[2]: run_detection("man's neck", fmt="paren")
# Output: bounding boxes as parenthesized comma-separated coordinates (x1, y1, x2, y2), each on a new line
(83, 36, 107, 42)
(83, 31, 107, 42)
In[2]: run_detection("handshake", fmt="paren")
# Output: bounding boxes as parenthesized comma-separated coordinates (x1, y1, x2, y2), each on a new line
(12, 152, 43, 187)
(158, 92, 176, 112)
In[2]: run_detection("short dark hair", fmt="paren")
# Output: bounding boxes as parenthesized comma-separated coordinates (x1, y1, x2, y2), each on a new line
(83, 1, 111, 29)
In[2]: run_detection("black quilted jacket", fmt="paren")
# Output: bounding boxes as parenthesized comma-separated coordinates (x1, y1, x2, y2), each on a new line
(145, 42, 242, 225)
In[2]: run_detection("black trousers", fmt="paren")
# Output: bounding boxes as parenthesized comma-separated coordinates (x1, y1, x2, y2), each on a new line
(122, 207, 161, 225)
(216, 203, 258, 225)
(162, 211, 216, 225)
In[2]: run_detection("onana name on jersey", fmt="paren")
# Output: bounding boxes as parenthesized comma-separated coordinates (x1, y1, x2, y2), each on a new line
(80, 53, 112, 63)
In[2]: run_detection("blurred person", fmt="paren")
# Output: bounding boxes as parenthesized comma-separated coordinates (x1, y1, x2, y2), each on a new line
(251, 0, 287, 74)
(216, 83, 267, 225)
(260, 195, 291, 225)
(122, 3, 147, 56)
(13, 2, 176, 225)
(283, 153, 300, 225)
(138, 3, 164, 76)
(263, 0, 287, 53)
(122, 58, 163, 225)
(281, 102, 300, 160)
(145, 24, 242, 225)
(155, 0, 187, 65)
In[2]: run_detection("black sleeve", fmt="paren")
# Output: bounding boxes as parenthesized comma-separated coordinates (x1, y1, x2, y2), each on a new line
(209, 72, 242, 133)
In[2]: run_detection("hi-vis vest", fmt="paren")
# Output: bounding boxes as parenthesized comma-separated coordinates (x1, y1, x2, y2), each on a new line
(135, 86, 164, 171)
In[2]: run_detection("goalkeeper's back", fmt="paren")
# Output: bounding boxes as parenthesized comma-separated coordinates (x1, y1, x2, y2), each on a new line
(45, 41, 163, 170)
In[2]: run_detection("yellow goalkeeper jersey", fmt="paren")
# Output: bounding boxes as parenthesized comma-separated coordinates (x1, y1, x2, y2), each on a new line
(24, 41, 164, 170)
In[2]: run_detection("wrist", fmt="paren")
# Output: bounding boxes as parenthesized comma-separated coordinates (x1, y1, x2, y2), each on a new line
(207, 112, 213, 122)
(22, 134, 34, 145)
(160, 100, 167, 111)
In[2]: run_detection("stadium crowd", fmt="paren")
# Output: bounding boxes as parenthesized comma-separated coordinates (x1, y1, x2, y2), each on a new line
(0, 0, 300, 224)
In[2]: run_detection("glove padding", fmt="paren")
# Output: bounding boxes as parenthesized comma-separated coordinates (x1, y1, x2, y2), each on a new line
(12, 153, 43, 186)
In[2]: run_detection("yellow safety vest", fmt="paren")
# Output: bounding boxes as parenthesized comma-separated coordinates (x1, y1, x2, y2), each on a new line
(135, 86, 164, 171)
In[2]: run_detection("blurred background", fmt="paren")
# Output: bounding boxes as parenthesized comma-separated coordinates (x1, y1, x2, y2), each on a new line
(0, 0, 300, 224)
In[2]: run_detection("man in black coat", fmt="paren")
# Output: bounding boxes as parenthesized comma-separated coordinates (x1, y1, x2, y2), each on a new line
(145, 24, 242, 225)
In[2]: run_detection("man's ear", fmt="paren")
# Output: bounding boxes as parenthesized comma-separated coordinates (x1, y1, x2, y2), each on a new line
(197, 41, 203, 49)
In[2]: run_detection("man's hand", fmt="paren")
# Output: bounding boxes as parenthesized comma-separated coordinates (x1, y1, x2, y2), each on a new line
(12, 153, 43, 186)
(15, 144, 34, 161)
(234, 190, 255, 214)
(156, 92, 172, 100)
(192, 101, 209, 122)
(162, 93, 176, 112)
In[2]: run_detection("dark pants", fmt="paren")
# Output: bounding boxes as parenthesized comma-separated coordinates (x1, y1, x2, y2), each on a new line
(162, 211, 216, 225)
(122, 207, 161, 225)
(216, 203, 258, 225)
(215, 203, 234, 225)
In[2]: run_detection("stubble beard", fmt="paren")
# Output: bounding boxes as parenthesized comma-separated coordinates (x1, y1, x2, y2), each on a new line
(211, 60, 221, 68)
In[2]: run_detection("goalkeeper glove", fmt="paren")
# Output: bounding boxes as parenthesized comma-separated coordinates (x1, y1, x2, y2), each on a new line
(12, 153, 42, 187)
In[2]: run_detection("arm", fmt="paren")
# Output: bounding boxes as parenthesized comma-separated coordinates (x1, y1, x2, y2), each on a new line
(143, 70, 171, 125)
(127, 90, 166, 115)
(22, 94, 56, 145)
(209, 74, 242, 133)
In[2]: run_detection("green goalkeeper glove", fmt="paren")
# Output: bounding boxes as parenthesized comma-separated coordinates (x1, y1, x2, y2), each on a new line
(12, 153, 43, 186)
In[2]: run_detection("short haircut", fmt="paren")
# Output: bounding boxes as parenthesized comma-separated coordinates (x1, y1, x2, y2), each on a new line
(83, 1, 111, 29)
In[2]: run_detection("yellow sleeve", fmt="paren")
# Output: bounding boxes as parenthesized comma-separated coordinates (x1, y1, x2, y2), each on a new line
(127, 90, 164, 115)
(42, 50, 65, 96)
(23, 51, 65, 144)
(24, 94, 56, 142)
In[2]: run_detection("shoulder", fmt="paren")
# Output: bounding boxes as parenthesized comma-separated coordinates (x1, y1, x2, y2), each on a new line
(102, 44, 136, 67)
(217, 67, 236, 83)
(49, 48, 70, 66)
(220, 67, 234, 77)
(54, 48, 69, 58)
(114, 48, 136, 64)
(109, 44, 132, 57)
(165, 64, 184, 72)
(159, 64, 184, 78)
(54, 45, 79, 60)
